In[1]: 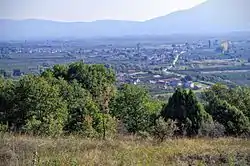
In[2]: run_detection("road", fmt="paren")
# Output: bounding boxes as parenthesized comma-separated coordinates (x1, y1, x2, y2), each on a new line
(163, 51, 186, 76)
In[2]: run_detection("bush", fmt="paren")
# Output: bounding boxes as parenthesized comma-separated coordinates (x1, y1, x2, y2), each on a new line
(199, 121, 226, 138)
(151, 117, 178, 142)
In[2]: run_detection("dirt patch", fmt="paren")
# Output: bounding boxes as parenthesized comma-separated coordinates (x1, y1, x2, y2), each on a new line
(174, 153, 250, 166)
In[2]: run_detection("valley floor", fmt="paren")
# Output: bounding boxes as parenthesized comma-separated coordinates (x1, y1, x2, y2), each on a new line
(0, 134, 250, 166)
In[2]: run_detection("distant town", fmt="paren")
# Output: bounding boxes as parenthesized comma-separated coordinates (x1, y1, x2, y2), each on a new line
(1, 35, 250, 99)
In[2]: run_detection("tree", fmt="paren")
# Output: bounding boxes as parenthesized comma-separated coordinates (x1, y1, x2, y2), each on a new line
(227, 87, 250, 119)
(10, 76, 68, 136)
(202, 84, 250, 119)
(56, 79, 100, 135)
(42, 62, 116, 139)
(202, 83, 229, 104)
(206, 98, 250, 135)
(161, 88, 212, 136)
(0, 78, 15, 127)
(111, 84, 161, 134)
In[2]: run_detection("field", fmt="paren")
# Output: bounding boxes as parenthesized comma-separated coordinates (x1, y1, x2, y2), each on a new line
(1, 134, 250, 166)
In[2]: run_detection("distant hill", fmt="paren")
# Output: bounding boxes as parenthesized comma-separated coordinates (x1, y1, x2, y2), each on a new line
(1, 0, 250, 40)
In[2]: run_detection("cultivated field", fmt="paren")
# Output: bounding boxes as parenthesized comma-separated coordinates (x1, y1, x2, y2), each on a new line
(0, 134, 249, 166)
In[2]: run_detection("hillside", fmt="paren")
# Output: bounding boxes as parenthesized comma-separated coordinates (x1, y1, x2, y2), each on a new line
(1, 135, 249, 166)
(1, 0, 250, 40)
(145, 0, 250, 34)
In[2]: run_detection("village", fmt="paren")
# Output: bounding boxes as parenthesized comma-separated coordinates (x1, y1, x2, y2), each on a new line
(1, 37, 250, 98)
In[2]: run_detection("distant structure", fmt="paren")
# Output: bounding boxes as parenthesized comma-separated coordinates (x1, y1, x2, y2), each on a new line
(13, 69, 22, 77)
(208, 40, 211, 48)
(221, 40, 230, 54)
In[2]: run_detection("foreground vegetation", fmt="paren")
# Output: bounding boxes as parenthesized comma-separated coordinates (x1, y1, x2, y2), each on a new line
(1, 134, 250, 166)
(1, 61, 249, 138)
(0, 61, 250, 165)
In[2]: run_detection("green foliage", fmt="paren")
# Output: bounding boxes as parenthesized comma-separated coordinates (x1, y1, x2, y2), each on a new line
(111, 84, 161, 134)
(53, 79, 99, 134)
(0, 78, 15, 126)
(1, 61, 250, 138)
(95, 114, 118, 138)
(227, 87, 250, 119)
(202, 84, 250, 135)
(202, 83, 229, 104)
(67, 62, 116, 98)
(206, 98, 250, 135)
(161, 88, 212, 136)
(42, 62, 116, 139)
(203, 84, 250, 119)
(13, 76, 68, 135)
(42, 61, 116, 102)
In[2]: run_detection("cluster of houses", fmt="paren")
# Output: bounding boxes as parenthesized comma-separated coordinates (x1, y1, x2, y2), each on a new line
(117, 72, 202, 90)
(149, 78, 200, 90)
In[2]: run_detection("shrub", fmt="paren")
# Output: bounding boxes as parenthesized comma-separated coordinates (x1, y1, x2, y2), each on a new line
(199, 121, 226, 138)
(151, 117, 178, 142)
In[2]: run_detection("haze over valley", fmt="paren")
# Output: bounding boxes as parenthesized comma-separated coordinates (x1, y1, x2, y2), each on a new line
(1, 0, 250, 40)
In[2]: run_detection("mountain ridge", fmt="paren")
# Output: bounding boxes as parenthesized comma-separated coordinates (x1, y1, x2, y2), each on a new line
(1, 0, 250, 40)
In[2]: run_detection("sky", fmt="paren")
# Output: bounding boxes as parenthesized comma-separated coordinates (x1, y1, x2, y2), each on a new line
(0, 0, 206, 22)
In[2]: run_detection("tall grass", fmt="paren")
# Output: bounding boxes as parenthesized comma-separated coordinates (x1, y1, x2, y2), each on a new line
(0, 133, 249, 166)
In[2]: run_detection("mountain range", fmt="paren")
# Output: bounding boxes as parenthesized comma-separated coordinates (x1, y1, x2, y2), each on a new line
(1, 0, 250, 40)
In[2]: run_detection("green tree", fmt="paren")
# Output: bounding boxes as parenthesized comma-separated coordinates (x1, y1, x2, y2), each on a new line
(227, 87, 250, 119)
(11, 76, 68, 136)
(205, 97, 250, 135)
(202, 84, 250, 121)
(111, 84, 161, 134)
(57, 79, 99, 135)
(43, 62, 116, 139)
(161, 88, 211, 136)
(0, 78, 15, 128)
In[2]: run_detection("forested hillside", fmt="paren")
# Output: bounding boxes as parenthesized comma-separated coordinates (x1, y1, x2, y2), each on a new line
(1, 61, 249, 138)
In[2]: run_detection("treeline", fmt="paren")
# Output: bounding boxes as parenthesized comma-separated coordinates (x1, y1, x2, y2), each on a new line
(0, 62, 249, 139)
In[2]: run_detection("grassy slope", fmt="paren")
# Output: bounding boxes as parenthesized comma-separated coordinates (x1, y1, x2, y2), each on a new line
(0, 134, 250, 166)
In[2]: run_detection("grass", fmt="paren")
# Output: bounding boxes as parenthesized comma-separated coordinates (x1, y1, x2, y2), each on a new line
(0, 133, 250, 166)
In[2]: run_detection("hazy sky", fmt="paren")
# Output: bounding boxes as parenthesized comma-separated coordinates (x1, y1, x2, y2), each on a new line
(0, 0, 206, 21)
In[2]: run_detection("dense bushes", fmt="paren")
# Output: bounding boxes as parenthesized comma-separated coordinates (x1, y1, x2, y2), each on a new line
(0, 62, 250, 139)
(202, 84, 250, 136)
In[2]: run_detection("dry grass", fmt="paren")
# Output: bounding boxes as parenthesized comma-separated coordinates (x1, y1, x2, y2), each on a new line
(0, 133, 250, 166)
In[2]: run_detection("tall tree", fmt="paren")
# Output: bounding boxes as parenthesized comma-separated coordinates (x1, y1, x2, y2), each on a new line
(42, 62, 117, 138)
(162, 88, 211, 136)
